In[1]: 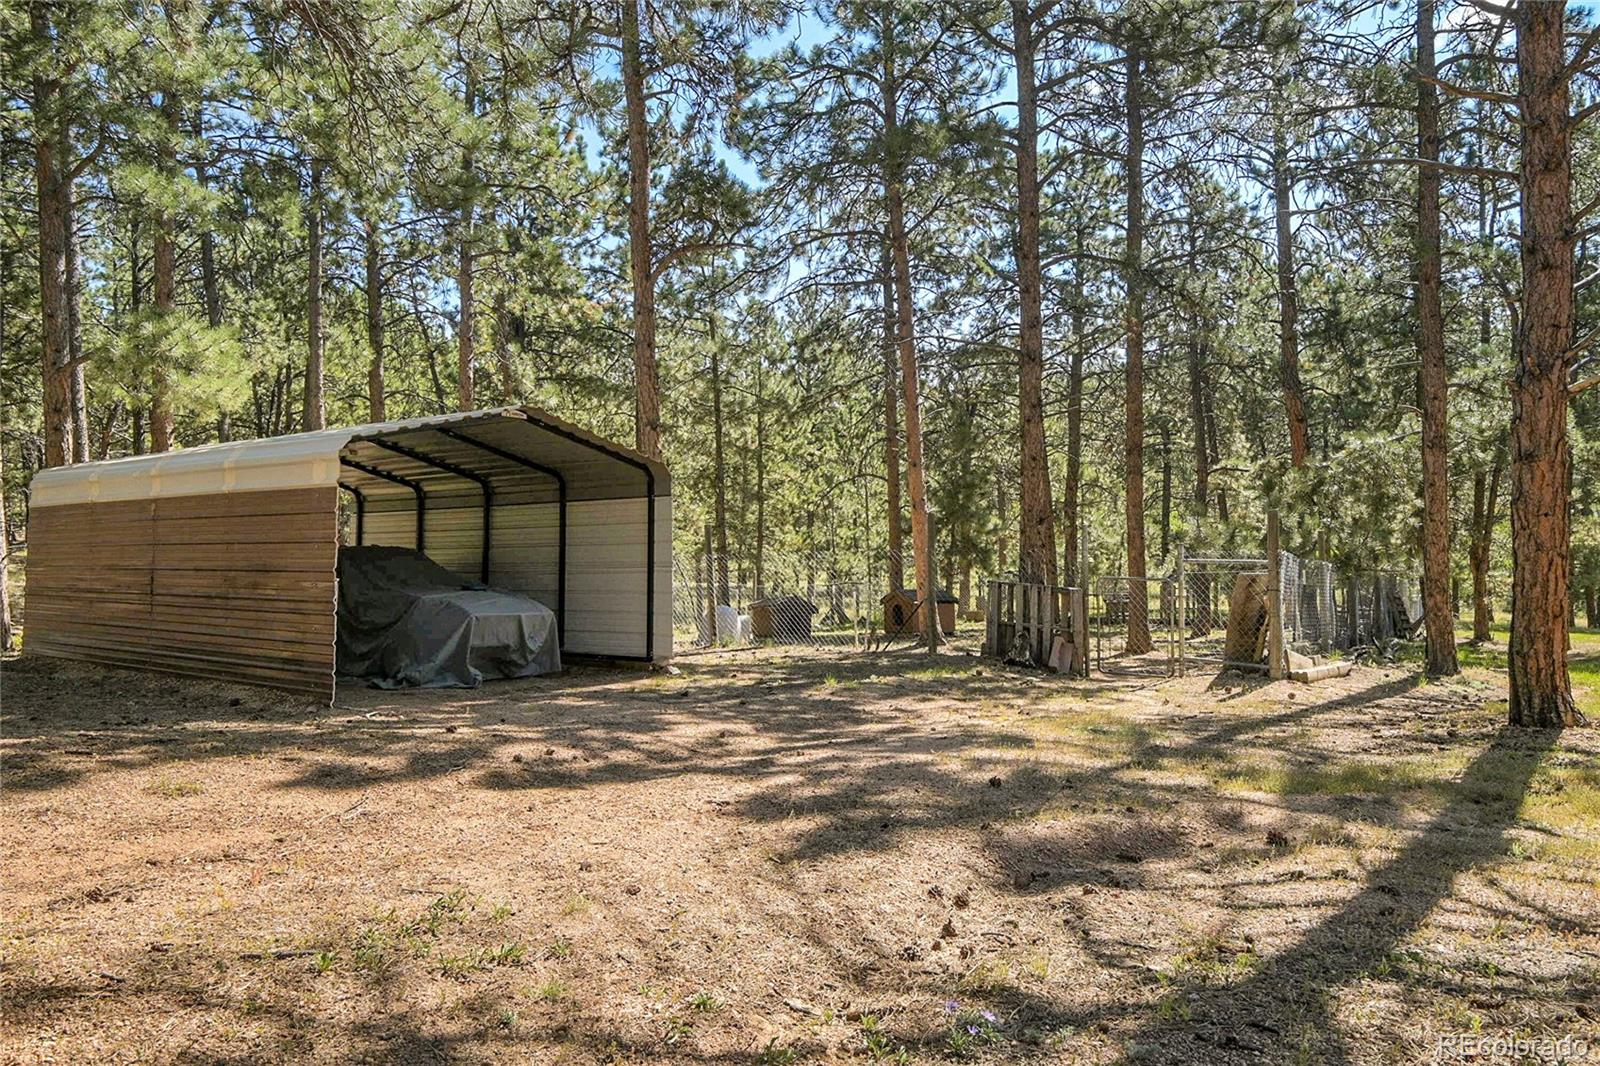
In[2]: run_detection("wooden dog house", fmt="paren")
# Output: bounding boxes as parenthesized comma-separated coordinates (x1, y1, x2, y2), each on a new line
(881, 588, 957, 638)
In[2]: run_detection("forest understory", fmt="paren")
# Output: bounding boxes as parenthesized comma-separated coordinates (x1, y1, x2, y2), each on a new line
(2, 639, 1596, 1065)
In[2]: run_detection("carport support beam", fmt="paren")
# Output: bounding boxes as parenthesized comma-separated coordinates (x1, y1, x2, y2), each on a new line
(432, 428, 568, 647)
(366, 440, 494, 583)
(340, 459, 425, 552)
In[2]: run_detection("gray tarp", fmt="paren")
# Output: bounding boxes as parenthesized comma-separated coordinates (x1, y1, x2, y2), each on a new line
(336, 546, 560, 688)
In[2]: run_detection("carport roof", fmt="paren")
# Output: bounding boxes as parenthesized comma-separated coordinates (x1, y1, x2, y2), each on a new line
(29, 406, 670, 507)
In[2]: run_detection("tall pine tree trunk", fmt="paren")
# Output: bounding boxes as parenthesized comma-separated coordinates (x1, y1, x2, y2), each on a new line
(302, 158, 325, 431)
(1123, 42, 1151, 653)
(883, 252, 904, 590)
(709, 316, 730, 605)
(754, 354, 767, 598)
(1416, 0, 1458, 676)
(494, 289, 516, 401)
(0, 444, 12, 651)
(620, 0, 661, 459)
(1273, 122, 1310, 468)
(365, 215, 385, 421)
(1063, 226, 1086, 587)
(457, 68, 476, 412)
(882, 18, 937, 651)
(1012, 0, 1055, 584)
(150, 86, 179, 453)
(1471, 456, 1502, 642)
(195, 106, 226, 441)
(31, 6, 74, 468)
(65, 173, 88, 462)
(1509, 1, 1581, 726)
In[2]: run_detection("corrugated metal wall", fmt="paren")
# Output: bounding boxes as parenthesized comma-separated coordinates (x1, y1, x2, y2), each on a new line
(24, 486, 338, 699)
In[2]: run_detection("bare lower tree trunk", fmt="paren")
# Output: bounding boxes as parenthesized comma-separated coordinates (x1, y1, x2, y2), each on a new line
(65, 177, 88, 462)
(621, 0, 661, 459)
(1123, 41, 1151, 653)
(1416, 0, 1458, 677)
(882, 254, 904, 590)
(709, 316, 730, 605)
(754, 354, 766, 597)
(494, 289, 516, 401)
(302, 158, 325, 431)
(1012, 0, 1055, 584)
(457, 68, 476, 413)
(195, 105, 226, 441)
(150, 85, 180, 453)
(0, 443, 12, 651)
(1509, 1, 1581, 726)
(32, 14, 73, 468)
(1063, 227, 1086, 587)
(1471, 456, 1503, 642)
(364, 214, 385, 421)
(1159, 420, 1171, 558)
(1272, 122, 1310, 468)
(1188, 334, 1209, 518)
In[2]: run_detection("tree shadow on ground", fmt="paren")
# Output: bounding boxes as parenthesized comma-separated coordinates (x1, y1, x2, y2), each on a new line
(1113, 726, 1564, 1065)
(4, 647, 1588, 1064)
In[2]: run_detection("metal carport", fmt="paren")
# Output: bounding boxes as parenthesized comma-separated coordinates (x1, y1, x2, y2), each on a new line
(24, 406, 672, 702)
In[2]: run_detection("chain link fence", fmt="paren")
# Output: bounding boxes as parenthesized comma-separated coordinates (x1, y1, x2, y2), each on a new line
(1177, 557, 1273, 673)
(1173, 546, 1421, 675)
(672, 545, 938, 655)
(1091, 575, 1178, 677)
(1076, 531, 1422, 679)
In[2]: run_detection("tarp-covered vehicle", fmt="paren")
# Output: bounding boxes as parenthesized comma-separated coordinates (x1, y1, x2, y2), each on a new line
(336, 546, 560, 688)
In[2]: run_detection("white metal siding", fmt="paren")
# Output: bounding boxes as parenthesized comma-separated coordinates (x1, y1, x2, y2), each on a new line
(351, 495, 671, 660)
(558, 496, 671, 659)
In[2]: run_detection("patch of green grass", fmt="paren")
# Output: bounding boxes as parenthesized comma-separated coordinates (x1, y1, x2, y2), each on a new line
(143, 777, 204, 798)
(531, 978, 569, 1002)
(756, 1038, 800, 1065)
(903, 664, 981, 680)
(858, 1014, 911, 1063)
(545, 937, 573, 960)
(1166, 931, 1260, 984)
(1213, 757, 1452, 798)
(561, 892, 591, 916)
(687, 990, 720, 1012)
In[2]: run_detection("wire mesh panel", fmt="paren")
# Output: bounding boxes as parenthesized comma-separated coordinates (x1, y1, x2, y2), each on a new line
(1179, 557, 1272, 672)
(1279, 552, 1340, 657)
(1093, 575, 1177, 677)
(1337, 569, 1424, 648)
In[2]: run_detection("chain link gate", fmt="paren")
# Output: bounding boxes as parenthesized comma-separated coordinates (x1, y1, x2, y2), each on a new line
(1177, 555, 1273, 674)
(1092, 575, 1178, 677)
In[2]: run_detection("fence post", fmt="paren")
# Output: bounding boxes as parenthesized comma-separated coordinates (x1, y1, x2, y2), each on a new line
(1266, 511, 1285, 680)
(984, 580, 997, 655)
(1175, 543, 1187, 677)
(704, 522, 716, 645)
(1074, 585, 1090, 677)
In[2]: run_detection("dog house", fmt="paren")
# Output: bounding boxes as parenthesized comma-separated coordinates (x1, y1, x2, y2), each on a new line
(24, 406, 672, 701)
(881, 588, 958, 638)
(749, 594, 818, 641)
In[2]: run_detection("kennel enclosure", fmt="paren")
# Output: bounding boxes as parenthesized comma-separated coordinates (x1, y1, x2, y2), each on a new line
(24, 406, 672, 701)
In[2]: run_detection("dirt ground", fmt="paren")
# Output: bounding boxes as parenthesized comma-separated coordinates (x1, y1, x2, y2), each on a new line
(2, 637, 1597, 1064)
